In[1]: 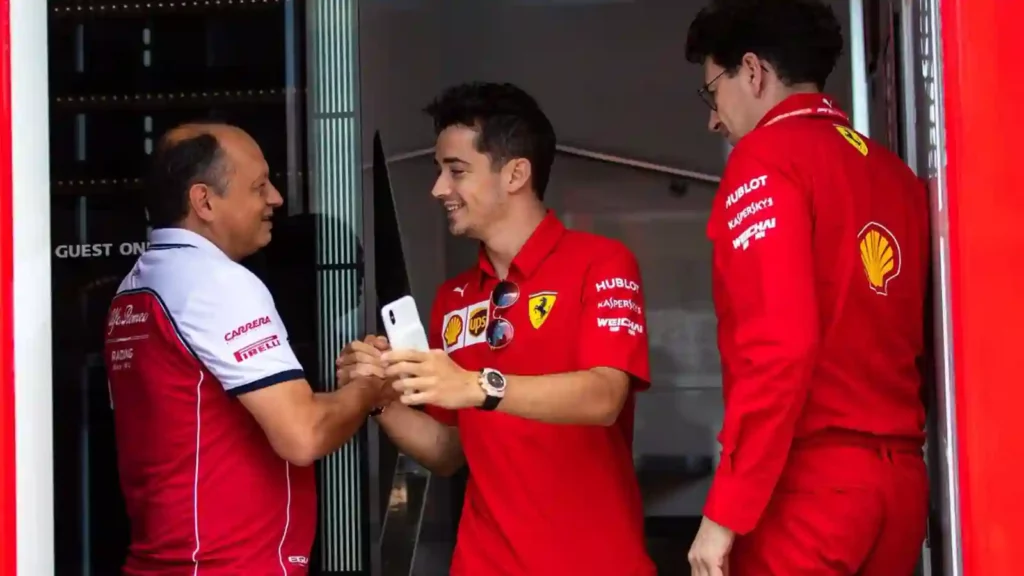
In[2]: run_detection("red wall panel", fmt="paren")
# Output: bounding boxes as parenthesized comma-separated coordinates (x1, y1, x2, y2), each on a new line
(942, 0, 1024, 573)
(0, 0, 15, 573)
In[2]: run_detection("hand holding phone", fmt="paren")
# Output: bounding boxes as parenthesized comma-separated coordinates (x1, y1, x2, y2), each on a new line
(380, 296, 429, 352)
(380, 296, 430, 396)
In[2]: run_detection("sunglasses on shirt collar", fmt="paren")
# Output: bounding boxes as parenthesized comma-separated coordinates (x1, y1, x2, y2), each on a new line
(485, 280, 519, 350)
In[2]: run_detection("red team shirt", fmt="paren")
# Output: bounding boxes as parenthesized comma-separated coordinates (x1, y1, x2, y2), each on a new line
(703, 94, 930, 534)
(425, 212, 655, 576)
(104, 228, 316, 575)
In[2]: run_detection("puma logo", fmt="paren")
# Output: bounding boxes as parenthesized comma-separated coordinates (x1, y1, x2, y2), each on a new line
(453, 285, 466, 296)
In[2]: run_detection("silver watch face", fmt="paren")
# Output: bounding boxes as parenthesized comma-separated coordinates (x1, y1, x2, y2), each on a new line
(485, 371, 505, 391)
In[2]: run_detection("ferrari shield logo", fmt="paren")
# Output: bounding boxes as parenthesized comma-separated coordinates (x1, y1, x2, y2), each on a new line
(528, 292, 557, 329)
(835, 124, 868, 156)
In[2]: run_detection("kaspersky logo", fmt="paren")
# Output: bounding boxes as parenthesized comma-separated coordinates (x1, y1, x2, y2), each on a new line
(858, 222, 901, 295)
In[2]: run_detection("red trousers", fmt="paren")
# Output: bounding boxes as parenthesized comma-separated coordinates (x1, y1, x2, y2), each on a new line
(730, 432, 929, 576)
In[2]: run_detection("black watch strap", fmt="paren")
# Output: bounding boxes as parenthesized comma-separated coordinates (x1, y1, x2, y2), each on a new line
(480, 394, 502, 411)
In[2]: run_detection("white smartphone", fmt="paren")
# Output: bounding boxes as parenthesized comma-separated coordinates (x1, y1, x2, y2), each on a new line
(380, 295, 429, 352)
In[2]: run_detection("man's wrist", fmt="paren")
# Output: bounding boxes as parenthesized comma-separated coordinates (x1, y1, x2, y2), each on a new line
(369, 397, 395, 417)
(348, 378, 380, 411)
(464, 369, 486, 407)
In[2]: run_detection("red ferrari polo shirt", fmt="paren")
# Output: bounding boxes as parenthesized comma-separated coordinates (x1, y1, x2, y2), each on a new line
(703, 94, 930, 534)
(425, 212, 655, 576)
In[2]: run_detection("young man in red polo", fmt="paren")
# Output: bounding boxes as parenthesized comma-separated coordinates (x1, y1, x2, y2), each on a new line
(338, 82, 655, 576)
(683, 2, 931, 575)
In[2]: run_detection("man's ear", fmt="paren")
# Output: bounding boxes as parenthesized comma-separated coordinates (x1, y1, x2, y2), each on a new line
(188, 183, 216, 222)
(740, 52, 767, 95)
(503, 158, 532, 195)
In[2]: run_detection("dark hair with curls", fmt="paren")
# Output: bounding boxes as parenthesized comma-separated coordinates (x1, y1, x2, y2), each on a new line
(685, 0, 844, 90)
(423, 82, 557, 201)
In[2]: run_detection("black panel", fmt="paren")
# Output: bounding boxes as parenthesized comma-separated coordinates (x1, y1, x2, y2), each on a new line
(47, 2, 313, 574)
(372, 133, 411, 319)
(371, 132, 405, 537)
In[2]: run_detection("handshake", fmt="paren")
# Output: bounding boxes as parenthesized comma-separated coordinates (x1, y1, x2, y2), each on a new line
(334, 335, 399, 411)
(334, 335, 486, 412)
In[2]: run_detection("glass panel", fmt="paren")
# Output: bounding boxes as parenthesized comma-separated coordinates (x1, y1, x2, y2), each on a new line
(307, 0, 368, 572)
(45, 1, 330, 574)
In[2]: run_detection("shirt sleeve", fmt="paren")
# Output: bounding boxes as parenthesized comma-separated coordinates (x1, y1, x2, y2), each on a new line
(703, 150, 819, 535)
(424, 288, 459, 426)
(577, 243, 651, 389)
(177, 264, 305, 396)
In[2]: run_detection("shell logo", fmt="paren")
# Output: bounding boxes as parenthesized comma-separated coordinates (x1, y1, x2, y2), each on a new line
(858, 222, 901, 295)
(443, 315, 464, 347)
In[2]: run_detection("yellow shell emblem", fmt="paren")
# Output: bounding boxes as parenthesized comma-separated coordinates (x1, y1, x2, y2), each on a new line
(528, 292, 557, 329)
(858, 222, 901, 295)
(443, 315, 463, 347)
(836, 125, 868, 156)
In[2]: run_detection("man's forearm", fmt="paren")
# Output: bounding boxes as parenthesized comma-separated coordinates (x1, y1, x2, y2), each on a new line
(375, 403, 464, 476)
(704, 352, 815, 534)
(306, 384, 376, 461)
(498, 369, 628, 426)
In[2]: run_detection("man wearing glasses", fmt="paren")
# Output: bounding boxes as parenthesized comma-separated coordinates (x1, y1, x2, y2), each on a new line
(337, 82, 655, 576)
(683, 1, 931, 575)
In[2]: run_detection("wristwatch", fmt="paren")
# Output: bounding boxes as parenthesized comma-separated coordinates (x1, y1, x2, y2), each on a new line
(478, 368, 506, 411)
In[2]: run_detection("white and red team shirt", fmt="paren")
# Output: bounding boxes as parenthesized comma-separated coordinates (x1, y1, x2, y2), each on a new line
(103, 228, 316, 576)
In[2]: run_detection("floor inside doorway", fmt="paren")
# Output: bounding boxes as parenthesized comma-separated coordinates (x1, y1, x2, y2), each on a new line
(411, 517, 702, 575)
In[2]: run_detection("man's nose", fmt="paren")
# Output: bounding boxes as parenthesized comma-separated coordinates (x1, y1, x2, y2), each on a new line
(708, 110, 723, 133)
(430, 175, 447, 199)
(267, 184, 284, 207)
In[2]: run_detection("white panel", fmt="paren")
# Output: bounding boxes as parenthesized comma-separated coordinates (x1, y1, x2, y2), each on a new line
(849, 0, 871, 135)
(10, 0, 54, 572)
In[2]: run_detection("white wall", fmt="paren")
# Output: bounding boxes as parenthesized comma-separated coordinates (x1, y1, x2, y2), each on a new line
(10, 0, 54, 571)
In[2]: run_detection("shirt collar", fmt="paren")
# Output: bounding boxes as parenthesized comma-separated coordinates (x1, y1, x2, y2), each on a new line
(149, 227, 230, 259)
(756, 93, 850, 130)
(476, 210, 566, 286)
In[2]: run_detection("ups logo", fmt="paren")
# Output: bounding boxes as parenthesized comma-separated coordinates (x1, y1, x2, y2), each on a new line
(468, 307, 488, 337)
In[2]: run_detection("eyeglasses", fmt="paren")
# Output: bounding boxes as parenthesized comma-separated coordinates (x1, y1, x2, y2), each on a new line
(485, 280, 519, 349)
(697, 65, 770, 111)
(697, 70, 727, 111)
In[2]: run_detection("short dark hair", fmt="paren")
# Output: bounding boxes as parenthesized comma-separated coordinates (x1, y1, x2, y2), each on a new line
(685, 0, 844, 90)
(144, 122, 230, 228)
(424, 82, 556, 200)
